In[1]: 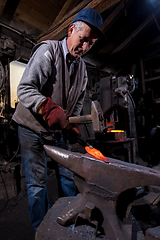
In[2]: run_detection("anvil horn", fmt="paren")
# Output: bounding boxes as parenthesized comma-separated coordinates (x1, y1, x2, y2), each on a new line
(44, 144, 160, 240)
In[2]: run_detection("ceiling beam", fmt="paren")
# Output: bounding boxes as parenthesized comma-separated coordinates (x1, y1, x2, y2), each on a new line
(37, 0, 120, 43)
(0, 0, 7, 17)
(101, 0, 134, 33)
(111, 13, 157, 54)
(20, 0, 58, 22)
(97, 0, 134, 56)
(94, 0, 121, 14)
(54, 0, 79, 23)
(0, 0, 20, 24)
(110, 4, 160, 55)
(14, 7, 50, 31)
(37, 0, 92, 42)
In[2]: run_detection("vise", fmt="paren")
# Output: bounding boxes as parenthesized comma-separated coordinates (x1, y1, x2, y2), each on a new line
(43, 145, 160, 240)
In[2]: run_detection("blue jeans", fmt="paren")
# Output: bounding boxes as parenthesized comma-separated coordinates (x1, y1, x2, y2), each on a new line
(18, 126, 76, 231)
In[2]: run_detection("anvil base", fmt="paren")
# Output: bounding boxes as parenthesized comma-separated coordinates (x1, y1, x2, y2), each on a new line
(35, 196, 144, 240)
(35, 196, 110, 240)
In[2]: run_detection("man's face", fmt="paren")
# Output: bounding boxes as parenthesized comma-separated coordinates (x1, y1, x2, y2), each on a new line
(67, 22, 98, 59)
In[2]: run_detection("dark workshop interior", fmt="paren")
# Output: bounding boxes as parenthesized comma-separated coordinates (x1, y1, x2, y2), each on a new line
(1, 0, 160, 239)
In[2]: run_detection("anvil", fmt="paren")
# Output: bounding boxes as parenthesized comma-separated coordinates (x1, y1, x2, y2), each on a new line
(44, 145, 160, 240)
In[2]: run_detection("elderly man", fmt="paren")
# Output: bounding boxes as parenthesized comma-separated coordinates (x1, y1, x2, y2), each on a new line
(12, 7, 105, 231)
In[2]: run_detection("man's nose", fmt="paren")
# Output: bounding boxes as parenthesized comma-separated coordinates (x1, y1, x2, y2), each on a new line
(82, 42, 90, 51)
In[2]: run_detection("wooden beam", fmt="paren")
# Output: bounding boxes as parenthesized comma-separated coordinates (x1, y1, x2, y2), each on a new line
(16, 2, 53, 30)
(14, 8, 49, 31)
(52, 0, 66, 9)
(36, 0, 61, 13)
(54, 0, 79, 23)
(37, 0, 93, 42)
(20, 0, 58, 21)
(37, 0, 120, 42)
(94, 0, 121, 14)
(97, 0, 134, 56)
(101, 0, 133, 33)
(112, 15, 154, 54)
(0, 0, 20, 24)
(0, 0, 7, 17)
(111, 4, 160, 54)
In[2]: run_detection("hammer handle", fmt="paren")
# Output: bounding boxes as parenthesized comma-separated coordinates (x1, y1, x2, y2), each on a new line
(68, 115, 92, 124)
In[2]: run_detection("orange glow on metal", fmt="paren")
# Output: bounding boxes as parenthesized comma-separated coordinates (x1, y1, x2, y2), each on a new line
(109, 130, 124, 133)
(85, 146, 109, 163)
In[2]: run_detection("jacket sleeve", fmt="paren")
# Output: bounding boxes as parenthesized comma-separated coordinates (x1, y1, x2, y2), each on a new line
(17, 43, 53, 113)
(72, 66, 88, 116)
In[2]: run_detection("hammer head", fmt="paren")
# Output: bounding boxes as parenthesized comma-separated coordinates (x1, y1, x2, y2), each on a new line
(91, 100, 105, 133)
(68, 100, 105, 133)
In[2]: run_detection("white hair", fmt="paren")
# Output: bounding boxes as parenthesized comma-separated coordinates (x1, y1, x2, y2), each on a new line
(73, 21, 85, 32)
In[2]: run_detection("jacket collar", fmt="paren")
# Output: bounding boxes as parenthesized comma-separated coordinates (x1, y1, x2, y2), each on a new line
(62, 37, 80, 64)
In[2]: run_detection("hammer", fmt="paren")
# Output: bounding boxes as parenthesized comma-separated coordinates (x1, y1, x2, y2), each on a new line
(68, 100, 105, 133)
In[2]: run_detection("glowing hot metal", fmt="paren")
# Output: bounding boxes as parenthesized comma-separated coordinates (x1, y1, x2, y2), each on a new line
(76, 136, 109, 163)
(85, 146, 109, 162)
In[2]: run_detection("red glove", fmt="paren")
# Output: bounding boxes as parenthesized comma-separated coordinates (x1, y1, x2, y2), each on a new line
(38, 97, 69, 130)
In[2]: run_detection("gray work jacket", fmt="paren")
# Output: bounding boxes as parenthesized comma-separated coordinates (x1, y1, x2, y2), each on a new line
(12, 38, 88, 134)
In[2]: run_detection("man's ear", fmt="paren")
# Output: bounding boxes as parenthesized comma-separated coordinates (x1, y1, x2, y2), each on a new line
(68, 24, 74, 37)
